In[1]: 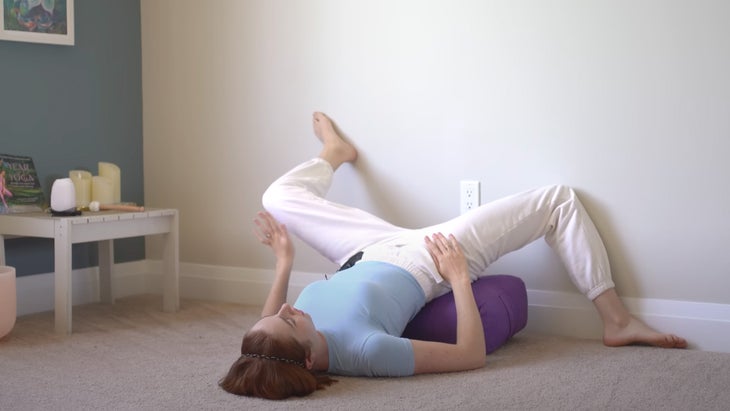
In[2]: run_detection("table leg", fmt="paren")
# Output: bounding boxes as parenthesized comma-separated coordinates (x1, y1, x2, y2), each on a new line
(98, 240, 114, 304)
(162, 211, 180, 312)
(0, 234, 5, 266)
(54, 219, 72, 335)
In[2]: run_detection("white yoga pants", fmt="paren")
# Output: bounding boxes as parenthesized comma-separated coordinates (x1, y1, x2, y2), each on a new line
(262, 158, 614, 302)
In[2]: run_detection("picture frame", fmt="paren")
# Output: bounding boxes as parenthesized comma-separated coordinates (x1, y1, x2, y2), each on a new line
(1, 0, 74, 46)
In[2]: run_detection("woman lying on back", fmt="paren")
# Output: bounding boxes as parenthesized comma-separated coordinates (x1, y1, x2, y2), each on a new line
(220, 112, 686, 400)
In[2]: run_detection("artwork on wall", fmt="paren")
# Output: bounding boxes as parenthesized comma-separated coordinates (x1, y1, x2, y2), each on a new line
(0, 0, 74, 46)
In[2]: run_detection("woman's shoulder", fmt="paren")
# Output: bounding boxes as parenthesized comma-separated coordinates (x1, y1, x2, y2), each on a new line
(326, 330, 415, 377)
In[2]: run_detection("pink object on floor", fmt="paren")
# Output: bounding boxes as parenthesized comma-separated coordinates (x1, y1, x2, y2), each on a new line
(0, 266, 17, 339)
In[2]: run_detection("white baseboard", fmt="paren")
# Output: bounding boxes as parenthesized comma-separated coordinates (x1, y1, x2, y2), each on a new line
(15, 260, 730, 353)
(524, 290, 730, 353)
(15, 260, 321, 316)
(16, 260, 152, 316)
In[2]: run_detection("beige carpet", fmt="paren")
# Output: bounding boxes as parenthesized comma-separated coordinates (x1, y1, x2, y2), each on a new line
(1, 295, 729, 411)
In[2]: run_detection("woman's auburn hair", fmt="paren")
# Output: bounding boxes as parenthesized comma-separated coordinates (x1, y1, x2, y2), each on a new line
(219, 329, 336, 400)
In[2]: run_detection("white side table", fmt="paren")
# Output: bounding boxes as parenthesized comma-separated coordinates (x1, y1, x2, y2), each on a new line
(0, 209, 179, 334)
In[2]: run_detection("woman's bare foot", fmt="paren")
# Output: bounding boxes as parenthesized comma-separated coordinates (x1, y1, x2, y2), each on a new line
(594, 288, 687, 349)
(313, 112, 357, 169)
(603, 316, 688, 348)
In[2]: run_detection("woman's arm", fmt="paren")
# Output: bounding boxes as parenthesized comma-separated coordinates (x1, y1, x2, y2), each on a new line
(411, 233, 486, 374)
(253, 211, 295, 318)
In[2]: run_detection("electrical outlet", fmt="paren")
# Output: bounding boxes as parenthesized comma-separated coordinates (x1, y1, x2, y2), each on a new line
(460, 180, 480, 214)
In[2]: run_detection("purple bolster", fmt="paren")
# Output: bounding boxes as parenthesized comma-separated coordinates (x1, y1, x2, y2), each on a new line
(402, 275, 528, 354)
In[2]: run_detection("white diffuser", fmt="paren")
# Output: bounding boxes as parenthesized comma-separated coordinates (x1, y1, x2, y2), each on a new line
(50, 178, 77, 213)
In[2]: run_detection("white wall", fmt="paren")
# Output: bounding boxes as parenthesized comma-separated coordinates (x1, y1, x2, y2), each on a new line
(141, 0, 730, 306)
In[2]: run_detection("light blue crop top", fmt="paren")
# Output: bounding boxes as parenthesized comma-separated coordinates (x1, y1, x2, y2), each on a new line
(294, 261, 426, 377)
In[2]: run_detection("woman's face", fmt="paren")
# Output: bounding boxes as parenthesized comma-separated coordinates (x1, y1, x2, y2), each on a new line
(250, 303, 318, 348)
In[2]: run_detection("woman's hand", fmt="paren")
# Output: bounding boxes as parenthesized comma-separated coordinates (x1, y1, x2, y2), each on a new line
(255, 211, 295, 317)
(254, 211, 294, 262)
(425, 233, 469, 285)
(413, 233, 486, 374)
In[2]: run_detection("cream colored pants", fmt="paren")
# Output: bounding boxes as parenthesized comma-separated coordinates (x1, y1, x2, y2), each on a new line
(263, 158, 614, 301)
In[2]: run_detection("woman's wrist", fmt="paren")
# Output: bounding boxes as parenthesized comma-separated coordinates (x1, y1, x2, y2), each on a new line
(275, 254, 294, 267)
(450, 272, 471, 288)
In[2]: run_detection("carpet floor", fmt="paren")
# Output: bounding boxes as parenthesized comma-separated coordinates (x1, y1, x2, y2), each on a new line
(1, 294, 728, 410)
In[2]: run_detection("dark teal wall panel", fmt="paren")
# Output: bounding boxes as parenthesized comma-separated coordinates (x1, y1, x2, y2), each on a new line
(0, 0, 144, 276)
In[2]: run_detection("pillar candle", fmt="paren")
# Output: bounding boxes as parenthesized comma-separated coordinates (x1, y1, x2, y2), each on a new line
(98, 162, 121, 203)
(68, 170, 92, 208)
(91, 176, 115, 205)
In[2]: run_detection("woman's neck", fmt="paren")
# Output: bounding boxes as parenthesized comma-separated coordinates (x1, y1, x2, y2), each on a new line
(310, 331, 330, 371)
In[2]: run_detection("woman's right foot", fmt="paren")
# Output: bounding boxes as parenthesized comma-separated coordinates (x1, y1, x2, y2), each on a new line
(594, 288, 687, 349)
(313, 112, 357, 169)
(603, 316, 688, 348)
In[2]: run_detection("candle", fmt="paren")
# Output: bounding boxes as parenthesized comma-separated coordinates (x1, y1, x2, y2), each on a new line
(98, 162, 121, 203)
(91, 176, 114, 205)
(68, 170, 92, 208)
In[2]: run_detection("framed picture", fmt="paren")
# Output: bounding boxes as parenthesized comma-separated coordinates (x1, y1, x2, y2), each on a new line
(1, 0, 74, 46)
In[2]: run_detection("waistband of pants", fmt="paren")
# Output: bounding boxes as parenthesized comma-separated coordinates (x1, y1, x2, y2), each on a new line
(357, 245, 444, 301)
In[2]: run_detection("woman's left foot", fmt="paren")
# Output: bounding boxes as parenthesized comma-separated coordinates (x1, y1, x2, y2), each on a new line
(313, 112, 357, 169)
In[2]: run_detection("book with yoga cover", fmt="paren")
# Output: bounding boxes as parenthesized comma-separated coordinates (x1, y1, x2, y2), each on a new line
(0, 153, 45, 214)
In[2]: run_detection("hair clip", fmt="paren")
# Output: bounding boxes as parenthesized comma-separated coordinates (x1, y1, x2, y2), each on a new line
(242, 353, 305, 368)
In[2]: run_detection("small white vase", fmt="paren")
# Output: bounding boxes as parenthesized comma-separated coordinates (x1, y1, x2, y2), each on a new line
(0, 266, 17, 339)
